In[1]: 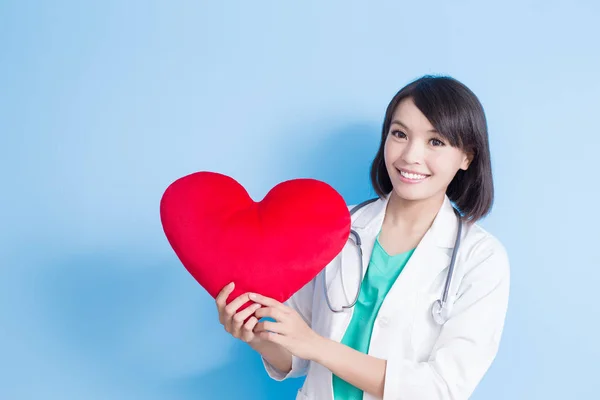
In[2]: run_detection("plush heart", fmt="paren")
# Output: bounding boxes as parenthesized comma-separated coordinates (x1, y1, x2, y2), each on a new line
(160, 171, 351, 306)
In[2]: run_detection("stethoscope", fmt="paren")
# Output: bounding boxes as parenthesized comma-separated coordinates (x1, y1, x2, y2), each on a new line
(323, 198, 463, 326)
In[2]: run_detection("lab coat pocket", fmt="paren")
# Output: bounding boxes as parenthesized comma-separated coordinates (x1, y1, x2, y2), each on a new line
(410, 291, 443, 358)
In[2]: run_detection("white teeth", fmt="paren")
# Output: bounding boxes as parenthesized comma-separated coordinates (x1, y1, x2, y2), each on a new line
(400, 170, 427, 180)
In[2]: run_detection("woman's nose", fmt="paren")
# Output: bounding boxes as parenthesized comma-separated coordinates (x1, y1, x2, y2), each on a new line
(401, 142, 424, 164)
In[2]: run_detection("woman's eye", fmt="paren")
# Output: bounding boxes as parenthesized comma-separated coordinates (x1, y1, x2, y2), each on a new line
(430, 138, 445, 147)
(391, 130, 407, 138)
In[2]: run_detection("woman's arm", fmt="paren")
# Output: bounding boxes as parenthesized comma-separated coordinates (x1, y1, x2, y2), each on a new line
(314, 338, 387, 397)
(251, 293, 387, 397)
(248, 338, 292, 373)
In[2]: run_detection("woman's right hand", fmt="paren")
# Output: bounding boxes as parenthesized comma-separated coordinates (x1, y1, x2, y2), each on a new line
(216, 282, 263, 344)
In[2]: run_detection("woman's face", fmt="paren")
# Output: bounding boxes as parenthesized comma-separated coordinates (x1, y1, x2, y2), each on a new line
(384, 97, 473, 203)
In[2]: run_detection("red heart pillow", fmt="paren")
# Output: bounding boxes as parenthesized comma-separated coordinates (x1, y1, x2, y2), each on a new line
(160, 171, 350, 306)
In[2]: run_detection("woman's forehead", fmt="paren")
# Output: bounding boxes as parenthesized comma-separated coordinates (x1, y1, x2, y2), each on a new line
(391, 98, 438, 134)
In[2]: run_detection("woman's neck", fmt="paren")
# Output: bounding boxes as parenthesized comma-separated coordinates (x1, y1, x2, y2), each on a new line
(383, 191, 445, 234)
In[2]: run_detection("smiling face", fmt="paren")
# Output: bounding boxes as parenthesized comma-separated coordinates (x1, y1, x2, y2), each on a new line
(384, 97, 473, 203)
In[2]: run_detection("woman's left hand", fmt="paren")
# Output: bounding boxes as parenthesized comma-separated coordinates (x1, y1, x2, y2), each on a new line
(250, 293, 324, 361)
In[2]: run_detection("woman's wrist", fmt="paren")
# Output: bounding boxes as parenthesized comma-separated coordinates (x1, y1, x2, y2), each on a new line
(307, 334, 331, 364)
(248, 337, 293, 373)
(248, 336, 270, 352)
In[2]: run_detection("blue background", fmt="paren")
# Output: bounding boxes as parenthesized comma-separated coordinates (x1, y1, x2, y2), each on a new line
(1, 1, 598, 399)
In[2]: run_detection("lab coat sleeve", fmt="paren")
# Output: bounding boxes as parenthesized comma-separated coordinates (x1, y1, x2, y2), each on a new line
(261, 277, 315, 381)
(383, 236, 511, 400)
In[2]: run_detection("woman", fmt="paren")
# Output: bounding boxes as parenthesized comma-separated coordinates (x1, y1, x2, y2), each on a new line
(215, 75, 510, 400)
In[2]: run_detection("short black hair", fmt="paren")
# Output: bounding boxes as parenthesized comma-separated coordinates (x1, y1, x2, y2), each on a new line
(370, 75, 494, 222)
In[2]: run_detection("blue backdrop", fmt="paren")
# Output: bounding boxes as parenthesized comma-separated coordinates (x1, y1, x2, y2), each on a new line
(1, 1, 598, 398)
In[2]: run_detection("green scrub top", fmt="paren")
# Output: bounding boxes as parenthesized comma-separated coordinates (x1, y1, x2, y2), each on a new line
(332, 233, 415, 399)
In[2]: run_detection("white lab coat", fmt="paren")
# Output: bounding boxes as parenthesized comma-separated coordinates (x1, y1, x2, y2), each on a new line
(262, 193, 510, 400)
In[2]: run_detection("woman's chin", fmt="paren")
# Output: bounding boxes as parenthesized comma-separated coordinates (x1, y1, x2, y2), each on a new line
(390, 184, 440, 203)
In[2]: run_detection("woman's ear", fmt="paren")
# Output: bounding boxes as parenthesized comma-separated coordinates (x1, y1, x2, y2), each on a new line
(459, 151, 474, 171)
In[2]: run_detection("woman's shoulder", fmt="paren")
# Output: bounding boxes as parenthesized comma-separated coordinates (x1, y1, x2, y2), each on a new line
(459, 221, 510, 280)
(346, 196, 382, 220)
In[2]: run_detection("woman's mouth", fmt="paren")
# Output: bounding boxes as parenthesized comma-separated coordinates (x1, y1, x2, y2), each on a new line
(396, 168, 430, 183)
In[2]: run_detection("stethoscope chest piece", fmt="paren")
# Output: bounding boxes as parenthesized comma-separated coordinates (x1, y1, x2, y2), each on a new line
(431, 299, 447, 325)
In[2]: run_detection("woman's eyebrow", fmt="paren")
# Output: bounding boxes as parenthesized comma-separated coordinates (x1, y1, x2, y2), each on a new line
(391, 119, 439, 133)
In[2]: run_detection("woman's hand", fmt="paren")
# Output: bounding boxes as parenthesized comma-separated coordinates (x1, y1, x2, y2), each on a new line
(215, 282, 263, 344)
(250, 293, 324, 361)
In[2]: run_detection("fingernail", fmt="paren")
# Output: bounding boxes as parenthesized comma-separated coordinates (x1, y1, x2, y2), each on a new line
(229, 282, 235, 288)
(249, 293, 256, 299)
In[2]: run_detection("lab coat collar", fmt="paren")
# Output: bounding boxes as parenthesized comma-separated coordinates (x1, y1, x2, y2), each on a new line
(352, 192, 459, 250)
